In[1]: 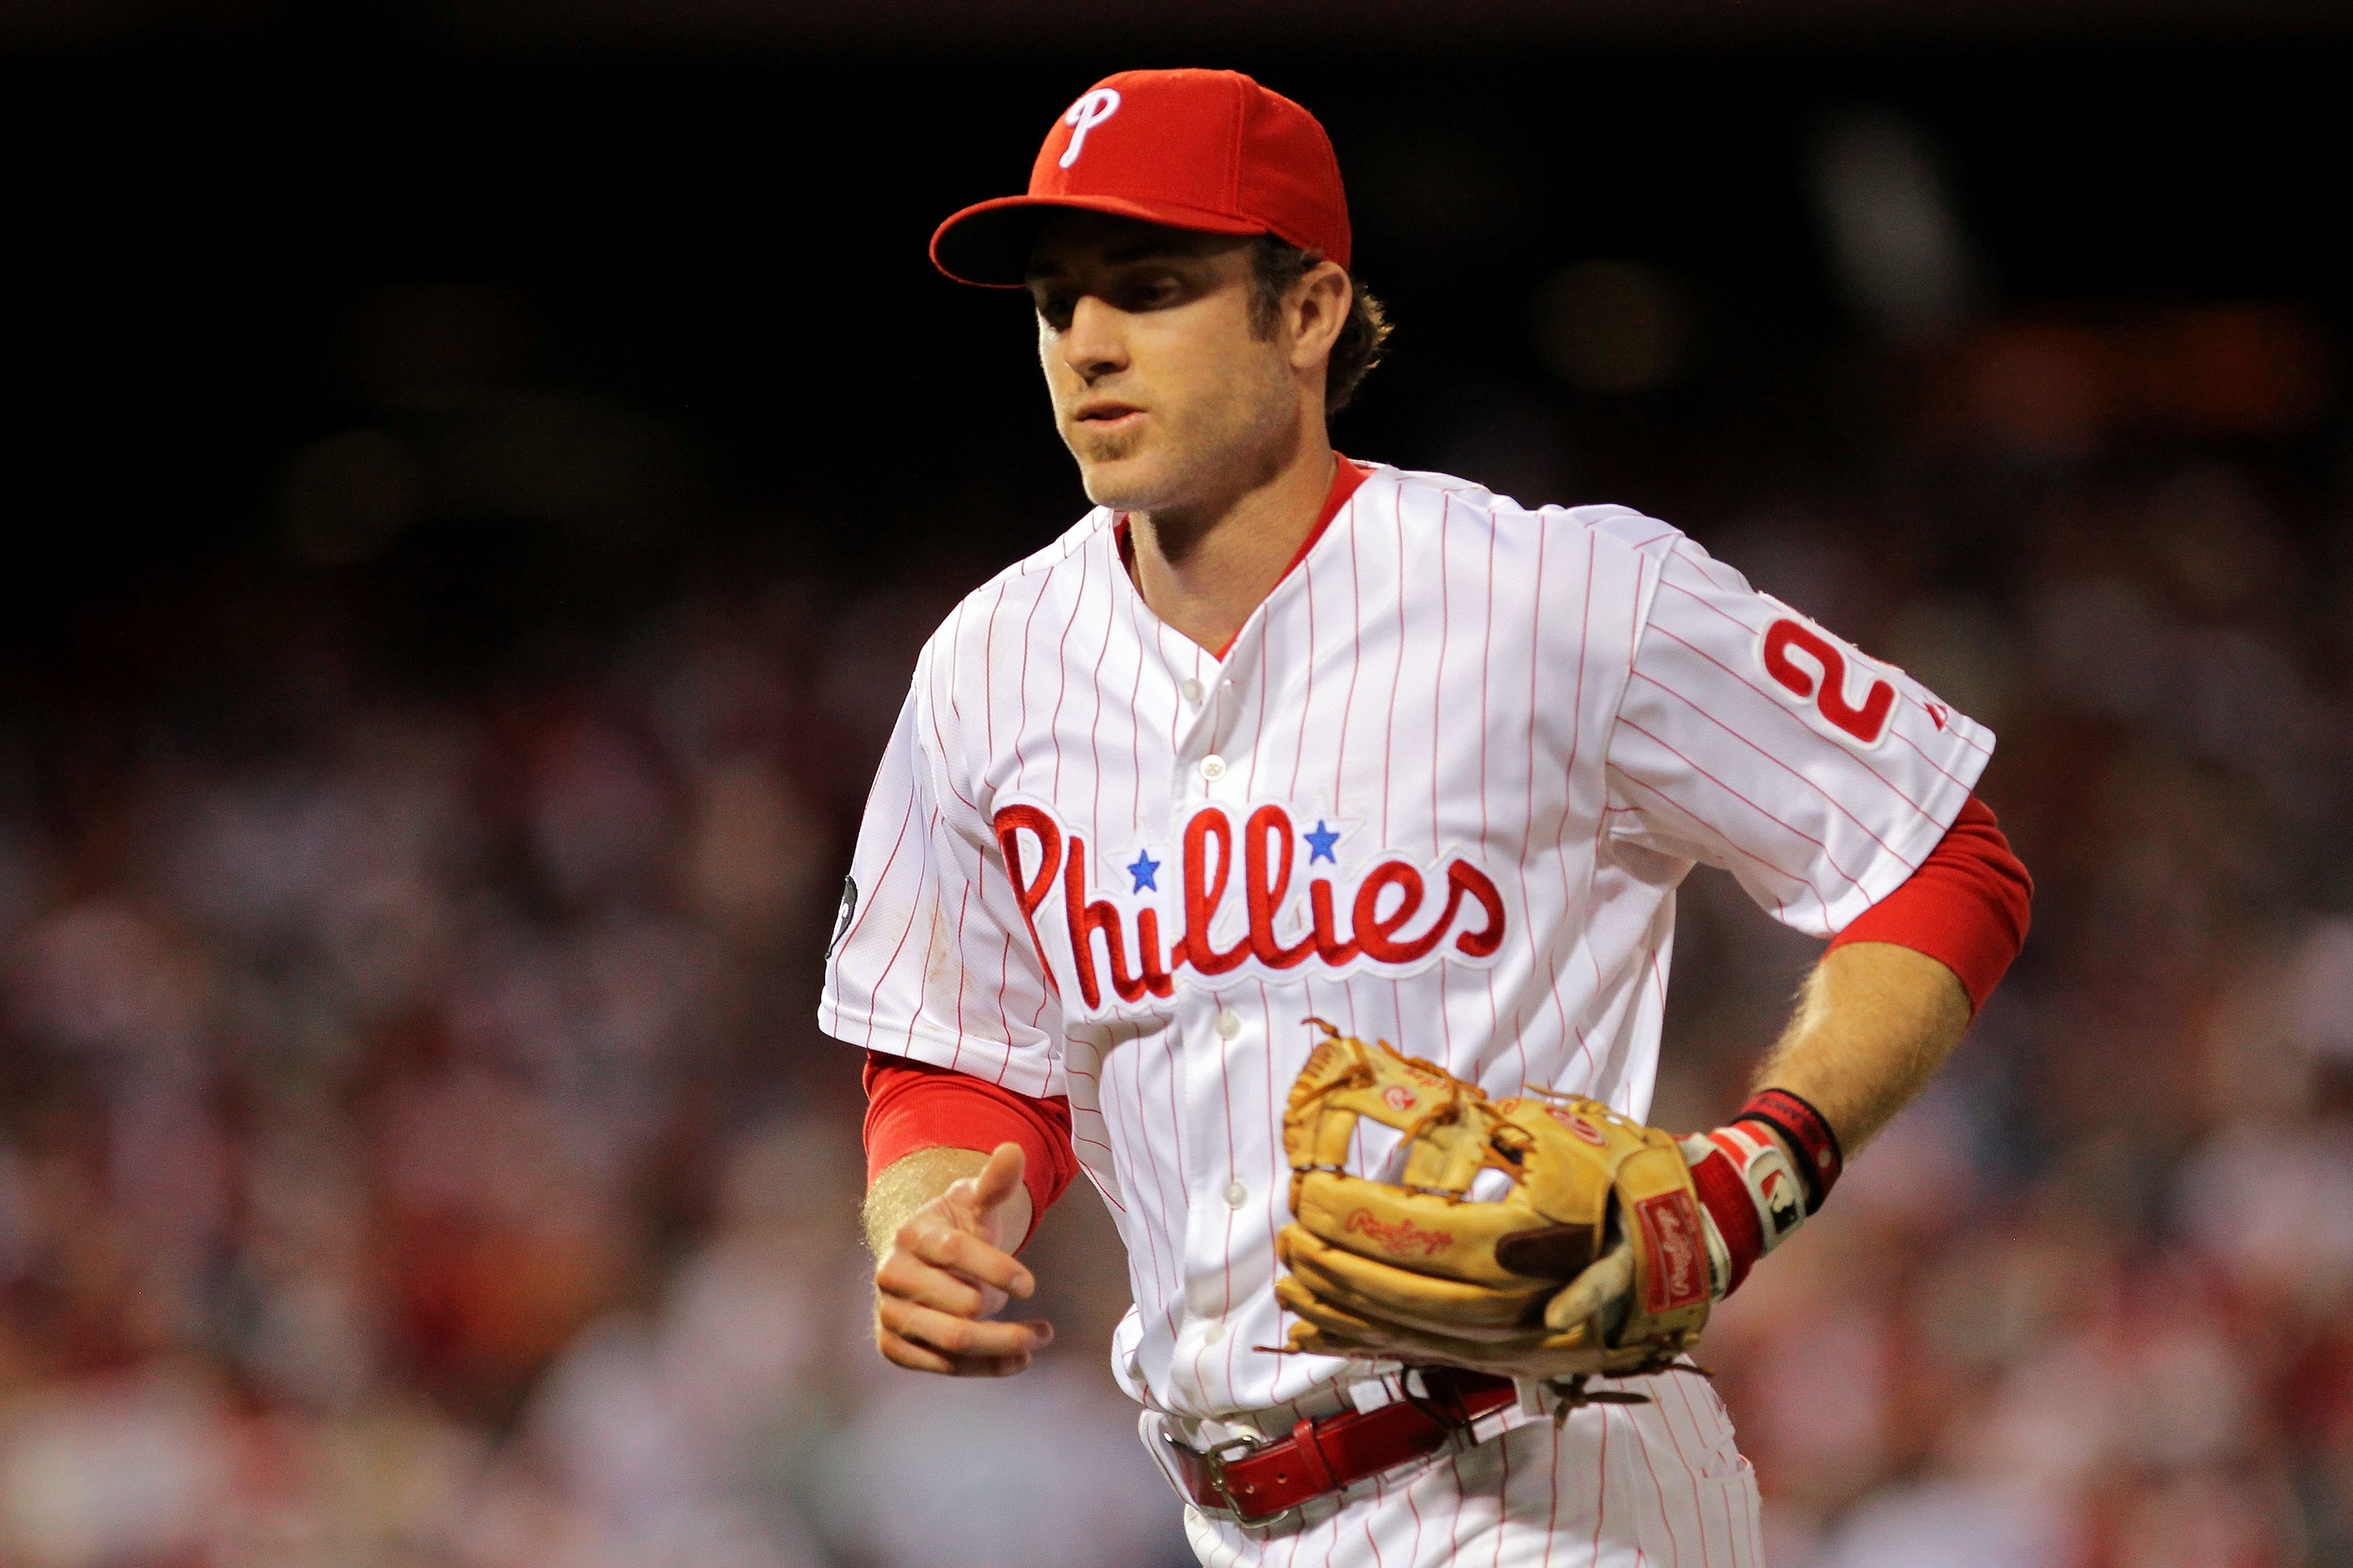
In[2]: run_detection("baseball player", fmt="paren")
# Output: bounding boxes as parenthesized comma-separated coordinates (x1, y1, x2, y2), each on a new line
(827, 69, 2031, 1566)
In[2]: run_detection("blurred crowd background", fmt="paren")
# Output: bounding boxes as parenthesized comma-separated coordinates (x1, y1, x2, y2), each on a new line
(2, 8, 2350, 1567)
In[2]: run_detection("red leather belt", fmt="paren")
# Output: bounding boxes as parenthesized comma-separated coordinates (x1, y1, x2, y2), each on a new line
(1162, 1369, 1520, 1524)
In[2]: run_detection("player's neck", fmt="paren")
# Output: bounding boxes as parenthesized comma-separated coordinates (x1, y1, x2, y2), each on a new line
(1125, 434, 1335, 656)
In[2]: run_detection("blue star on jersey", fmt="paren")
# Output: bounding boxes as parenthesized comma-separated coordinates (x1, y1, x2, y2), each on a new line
(1303, 820, 1341, 864)
(1127, 850, 1161, 893)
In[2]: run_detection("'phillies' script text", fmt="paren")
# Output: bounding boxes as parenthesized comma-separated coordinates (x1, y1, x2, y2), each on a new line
(993, 801, 1507, 1012)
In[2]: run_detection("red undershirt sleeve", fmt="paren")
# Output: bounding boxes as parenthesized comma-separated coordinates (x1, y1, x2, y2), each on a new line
(861, 1052, 1080, 1248)
(1827, 794, 2032, 1012)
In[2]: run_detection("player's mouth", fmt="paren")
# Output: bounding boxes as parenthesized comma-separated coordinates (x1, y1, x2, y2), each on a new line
(1074, 399, 1144, 434)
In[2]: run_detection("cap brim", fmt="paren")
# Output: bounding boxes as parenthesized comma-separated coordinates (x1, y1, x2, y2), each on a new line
(929, 194, 1271, 288)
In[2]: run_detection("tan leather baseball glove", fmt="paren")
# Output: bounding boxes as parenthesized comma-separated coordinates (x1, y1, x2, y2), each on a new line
(1273, 1021, 1712, 1386)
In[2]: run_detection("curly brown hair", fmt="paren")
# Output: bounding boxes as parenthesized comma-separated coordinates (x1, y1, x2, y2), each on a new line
(1248, 237, 1391, 419)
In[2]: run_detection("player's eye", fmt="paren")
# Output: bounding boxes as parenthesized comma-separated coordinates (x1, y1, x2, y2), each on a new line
(1124, 275, 1184, 311)
(1032, 291, 1076, 330)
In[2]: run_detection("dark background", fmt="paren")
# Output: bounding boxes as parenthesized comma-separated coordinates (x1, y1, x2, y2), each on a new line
(0, 9, 2348, 1567)
(6, 30, 2345, 657)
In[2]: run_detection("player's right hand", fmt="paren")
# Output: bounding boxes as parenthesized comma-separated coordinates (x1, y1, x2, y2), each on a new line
(872, 1141, 1054, 1377)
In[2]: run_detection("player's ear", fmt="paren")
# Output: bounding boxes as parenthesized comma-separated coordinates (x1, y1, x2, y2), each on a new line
(1287, 260, 1353, 372)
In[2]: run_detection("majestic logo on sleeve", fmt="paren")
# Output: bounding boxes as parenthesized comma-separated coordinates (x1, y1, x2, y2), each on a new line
(990, 800, 1508, 1014)
(1759, 615, 1897, 747)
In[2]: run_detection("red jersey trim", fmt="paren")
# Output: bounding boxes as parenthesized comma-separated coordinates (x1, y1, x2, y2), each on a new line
(861, 1052, 1079, 1249)
(1827, 795, 2032, 1012)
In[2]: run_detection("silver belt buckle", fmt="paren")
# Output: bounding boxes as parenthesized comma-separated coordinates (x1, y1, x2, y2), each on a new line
(1158, 1426, 1303, 1529)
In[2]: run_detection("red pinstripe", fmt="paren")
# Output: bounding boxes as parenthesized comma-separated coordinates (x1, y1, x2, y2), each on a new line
(1589, 1406, 1611, 1563)
(1125, 587, 1148, 834)
(836, 784, 915, 960)
(1490, 1429, 1513, 1568)
(1429, 495, 1464, 1090)
(1334, 500, 1365, 812)
(1656, 1375, 1718, 1568)
(1631, 1397, 1687, 1567)
(1890, 722, 1979, 790)
(1516, 518, 1553, 1082)
(1084, 548, 1113, 835)
(1546, 532, 1601, 1078)
(1246, 627, 1271, 797)
(1380, 496, 1406, 844)
(1433, 492, 1451, 852)
(946, 883, 971, 1071)
(1287, 544, 1318, 802)
(1614, 717, 1868, 895)
(1114, 1020, 1180, 1335)
(981, 576, 1008, 760)
(850, 805, 926, 1050)
(1632, 668, 1904, 855)
(1474, 504, 1512, 1087)
(991, 926, 1021, 1076)
(1402, 1449, 1428, 1566)
(1044, 544, 1092, 800)
(1677, 538, 1753, 596)
(1684, 1374, 1753, 1567)
(1648, 583, 1942, 821)
(1213, 987, 1244, 1395)
(1252, 979, 1289, 1335)
(1008, 562, 1051, 781)
(1444, 1445, 1469, 1557)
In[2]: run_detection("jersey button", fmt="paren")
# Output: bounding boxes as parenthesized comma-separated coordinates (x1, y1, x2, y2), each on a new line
(1203, 1321, 1227, 1344)
(1224, 1180, 1248, 1208)
(1181, 677, 1205, 705)
(1214, 1010, 1242, 1040)
(1199, 755, 1227, 782)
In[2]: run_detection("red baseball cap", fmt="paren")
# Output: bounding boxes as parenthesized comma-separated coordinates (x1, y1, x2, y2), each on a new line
(930, 68, 1351, 288)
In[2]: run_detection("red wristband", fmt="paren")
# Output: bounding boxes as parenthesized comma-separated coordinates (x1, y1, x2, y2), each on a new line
(1735, 1087, 1843, 1215)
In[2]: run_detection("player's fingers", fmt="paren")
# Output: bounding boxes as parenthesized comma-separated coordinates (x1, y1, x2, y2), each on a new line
(1281, 1247, 1543, 1342)
(876, 1325, 958, 1375)
(1278, 1282, 1418, 1352)
(916, 1225, 1034, 1301)
(1544, 1237, 1636, 1332)
(879, 1295, 1055, 1360)
(894, 1210, 1035, 1299)
(877, 1323, 1036, 1379)
(875, 1249, 992, 1317)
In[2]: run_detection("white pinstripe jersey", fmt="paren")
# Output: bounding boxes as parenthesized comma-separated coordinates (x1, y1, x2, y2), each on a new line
(820, 462, 1990, 1423)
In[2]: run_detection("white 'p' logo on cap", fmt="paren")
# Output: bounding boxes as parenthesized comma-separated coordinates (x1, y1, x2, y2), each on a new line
(1059, 88, 1122, 169)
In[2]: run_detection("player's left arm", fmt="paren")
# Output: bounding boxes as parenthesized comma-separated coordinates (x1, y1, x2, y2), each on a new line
(1754, 941, 1971, 1159)
(1666, 795, 2028, 1306)
(1592, 523, 2034, 1301)
(1755, 791, 2031, 1157)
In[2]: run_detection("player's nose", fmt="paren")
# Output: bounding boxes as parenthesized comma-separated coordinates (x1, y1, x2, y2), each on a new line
(1060, 293, 1129, 382)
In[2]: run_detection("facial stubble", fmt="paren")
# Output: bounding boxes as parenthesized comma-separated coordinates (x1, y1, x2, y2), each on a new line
(1070, 351, 1298, 546)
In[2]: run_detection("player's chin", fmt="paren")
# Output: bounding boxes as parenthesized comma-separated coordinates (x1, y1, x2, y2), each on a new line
(1069, 435, 1162, 509)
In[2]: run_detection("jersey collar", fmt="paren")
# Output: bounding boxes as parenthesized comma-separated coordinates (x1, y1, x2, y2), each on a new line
(1114, 453, 1373, 659)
